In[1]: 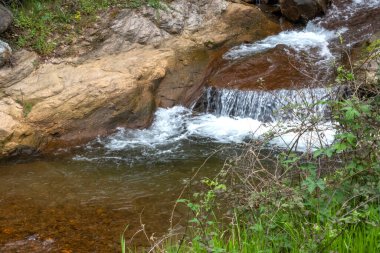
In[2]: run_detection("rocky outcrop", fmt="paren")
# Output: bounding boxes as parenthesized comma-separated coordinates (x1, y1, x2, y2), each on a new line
(279, 0, 330, 22)
(0, 0, 282, 156)
(97, 0, 229, 54)
(0, 4, 12, 34)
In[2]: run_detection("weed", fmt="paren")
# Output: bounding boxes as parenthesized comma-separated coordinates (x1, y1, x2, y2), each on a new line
(16, 98, 33, 117)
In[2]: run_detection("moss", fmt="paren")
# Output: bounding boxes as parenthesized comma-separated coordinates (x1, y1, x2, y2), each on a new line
(366, 39, 380, 53)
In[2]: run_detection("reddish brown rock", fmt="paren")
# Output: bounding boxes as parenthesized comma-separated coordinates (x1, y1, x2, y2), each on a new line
(279, 0, 330, 22)
(202, 45, 310, 91)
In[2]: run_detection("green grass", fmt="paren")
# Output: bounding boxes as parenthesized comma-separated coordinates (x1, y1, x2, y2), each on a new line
(16, 98, 34, 117)
(7, 0, 164, 55)
(155, 206, 380, 253)
(329, 224, 380, 253)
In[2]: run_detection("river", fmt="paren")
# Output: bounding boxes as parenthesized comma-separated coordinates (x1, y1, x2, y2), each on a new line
(0, 0, 379, 252)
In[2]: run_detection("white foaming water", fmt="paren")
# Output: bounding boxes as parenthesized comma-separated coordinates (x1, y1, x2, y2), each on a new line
(102, 103, 335, 153)
(353, 0, 380, 7)
(324, 0, 380, 23)
(224, 23, 338, 61)
(103, 106, 191, 150)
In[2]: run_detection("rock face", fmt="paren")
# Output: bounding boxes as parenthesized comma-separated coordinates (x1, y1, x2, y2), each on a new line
(0, 4, 12, 33)
(279, 0, 329, 22)
(0, 40, 12, 67)
(98, 0, 229, 54)
(0, 0, 282, 157)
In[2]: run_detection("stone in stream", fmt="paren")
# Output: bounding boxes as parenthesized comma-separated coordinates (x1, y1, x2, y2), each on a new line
(279, 0, 330, 22)
(242, 0, 330, 22)
(0, 4, 13, 34)
(0, 40, 12, 67)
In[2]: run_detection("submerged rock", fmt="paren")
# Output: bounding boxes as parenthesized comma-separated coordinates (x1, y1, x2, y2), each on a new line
(0, 4, 12, 34)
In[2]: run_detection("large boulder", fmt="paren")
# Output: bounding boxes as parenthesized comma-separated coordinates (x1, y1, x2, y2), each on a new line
(0, 40, 12, 67)
(0, 4, 13, 33)
(279, 0, 329, 22)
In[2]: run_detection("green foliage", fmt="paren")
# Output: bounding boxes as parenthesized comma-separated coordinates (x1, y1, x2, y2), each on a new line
(366, 39, 380, 54)
(8, 0, 163, 55)
(336, 66, 355, 83)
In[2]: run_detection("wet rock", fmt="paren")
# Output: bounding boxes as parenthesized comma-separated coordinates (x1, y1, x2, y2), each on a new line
(0, 40, 12, 67)
(0, 234, 55, 252)
(279, 0, 330, 22)
(205, 45, 327, 90)
(0, 4, 12, 34)
(203, 46, 311, 91)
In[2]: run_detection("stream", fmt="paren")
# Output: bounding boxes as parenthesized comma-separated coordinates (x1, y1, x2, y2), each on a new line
(0, 0, 379, 252)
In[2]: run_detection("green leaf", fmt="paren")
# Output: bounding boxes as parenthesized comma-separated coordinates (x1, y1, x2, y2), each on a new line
(343, 107, 360, 120)
(316, 179, 326, 191)
(332, 142, 348, 152)
(189, 218, 200, 224)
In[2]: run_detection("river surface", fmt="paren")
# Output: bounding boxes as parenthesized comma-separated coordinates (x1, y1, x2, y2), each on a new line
(0, 0, 379, 252)
(0, 139, 231, 252)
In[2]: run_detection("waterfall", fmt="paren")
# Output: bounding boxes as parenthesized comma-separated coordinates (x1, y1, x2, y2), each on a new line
(195, 87, 335, 122)
(87, 0, 379, 154)
(91, 86, 339, 154)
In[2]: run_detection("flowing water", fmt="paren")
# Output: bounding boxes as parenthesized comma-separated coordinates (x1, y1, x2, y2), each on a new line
(0, 0, 379, 252)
